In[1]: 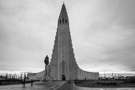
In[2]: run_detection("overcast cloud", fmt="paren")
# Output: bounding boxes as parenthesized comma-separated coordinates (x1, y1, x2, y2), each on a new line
(0, 0, 135, 73)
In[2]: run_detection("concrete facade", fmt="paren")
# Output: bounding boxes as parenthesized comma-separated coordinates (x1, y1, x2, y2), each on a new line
(46, 4, 99, 80)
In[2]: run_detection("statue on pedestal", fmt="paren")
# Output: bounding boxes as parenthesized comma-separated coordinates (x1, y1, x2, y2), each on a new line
(44, 55, 49, 80)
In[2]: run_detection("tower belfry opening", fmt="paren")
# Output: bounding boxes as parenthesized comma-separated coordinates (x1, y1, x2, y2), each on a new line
(58, 4, 69, 25)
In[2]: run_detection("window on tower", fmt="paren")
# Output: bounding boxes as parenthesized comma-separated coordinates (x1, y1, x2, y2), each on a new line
(59, 19, 61, 24)
(59, 18, 68, 24)
(65, 19, 68, 23)
(62, 18, 64, 24)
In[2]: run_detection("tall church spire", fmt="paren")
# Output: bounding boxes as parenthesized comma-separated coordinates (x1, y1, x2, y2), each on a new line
(47, 4, 99, 80)
(58, 3, 69, 25)
(49, 3, 77, 80)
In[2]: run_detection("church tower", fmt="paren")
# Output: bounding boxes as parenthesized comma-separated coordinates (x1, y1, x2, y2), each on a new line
(46, 4, 99, 80)
(48, 4, 78, 80)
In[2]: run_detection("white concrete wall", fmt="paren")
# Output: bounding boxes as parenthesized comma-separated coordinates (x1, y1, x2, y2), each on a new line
(27, 71, 44, 80)
(77, 69, 99, 80)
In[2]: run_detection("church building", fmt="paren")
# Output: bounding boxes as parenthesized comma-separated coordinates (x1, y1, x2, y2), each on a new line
(28, 4, 99, 80)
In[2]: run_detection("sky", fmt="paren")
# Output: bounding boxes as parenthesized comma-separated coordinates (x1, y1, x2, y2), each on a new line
(0, 0, 135, 73)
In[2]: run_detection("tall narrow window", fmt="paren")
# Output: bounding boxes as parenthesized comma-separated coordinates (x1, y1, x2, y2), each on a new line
(62, 61, 65, 74)
(65, 19, 68, 23)
(59, 19, 61, 24)
(62, 18, 64, 24)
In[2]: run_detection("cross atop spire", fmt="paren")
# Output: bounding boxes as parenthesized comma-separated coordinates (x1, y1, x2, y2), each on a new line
(58, 3, 69, 25)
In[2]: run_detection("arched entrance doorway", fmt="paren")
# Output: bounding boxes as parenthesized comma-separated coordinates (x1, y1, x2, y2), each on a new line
(62, 74, 66, 80)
